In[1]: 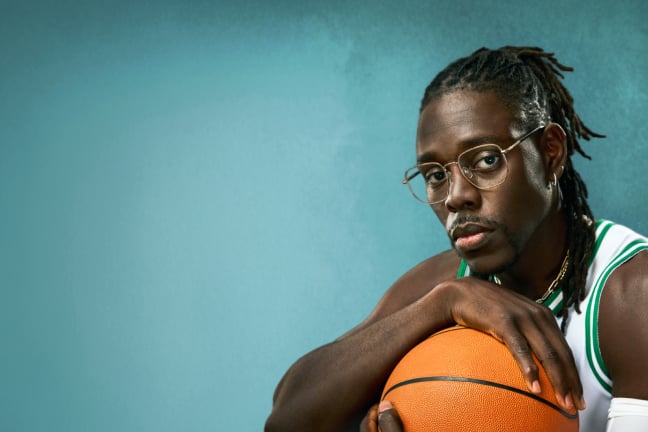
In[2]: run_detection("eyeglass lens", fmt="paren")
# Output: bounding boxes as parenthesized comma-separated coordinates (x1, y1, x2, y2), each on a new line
(408, 144, 509, 204)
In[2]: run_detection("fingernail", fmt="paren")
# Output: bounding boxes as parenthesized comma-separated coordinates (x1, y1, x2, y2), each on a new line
(555, 392, 565, 407)
(379, 400, 393, 413)
(578, 395, 587, 410)
(564, 393, 574, 410)
(530, 380, 541, 394)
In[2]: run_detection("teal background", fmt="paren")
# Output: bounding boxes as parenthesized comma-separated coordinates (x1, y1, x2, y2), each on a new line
(2, 1, 646, 430)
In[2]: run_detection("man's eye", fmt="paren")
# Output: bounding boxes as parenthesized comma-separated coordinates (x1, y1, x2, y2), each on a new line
(425, 169, 447, 185)
(473, 153, 502, 171)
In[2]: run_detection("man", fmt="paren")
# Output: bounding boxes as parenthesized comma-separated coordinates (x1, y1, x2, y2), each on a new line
(265, 46, 648, 432)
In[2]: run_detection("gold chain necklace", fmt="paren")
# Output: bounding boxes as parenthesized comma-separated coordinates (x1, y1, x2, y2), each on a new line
(490, 250, 570, 303)
(535, 250, 570, 303)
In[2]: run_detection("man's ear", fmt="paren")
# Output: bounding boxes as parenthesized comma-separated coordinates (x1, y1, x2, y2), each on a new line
(540, 123, 568, 180)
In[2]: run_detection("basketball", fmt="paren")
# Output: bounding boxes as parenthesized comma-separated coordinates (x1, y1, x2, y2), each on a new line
(381, 326, 578, 431)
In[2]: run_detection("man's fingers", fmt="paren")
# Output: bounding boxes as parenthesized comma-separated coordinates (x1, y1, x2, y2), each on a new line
(377, 400, 403, 432)
(359, 403, 379, 432)
(503, 316, 584, 412)
(500, 331, 541, 392)
(534, 328, 584, 410)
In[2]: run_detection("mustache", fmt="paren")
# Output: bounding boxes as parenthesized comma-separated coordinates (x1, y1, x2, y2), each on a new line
(447, 215, 502, 234)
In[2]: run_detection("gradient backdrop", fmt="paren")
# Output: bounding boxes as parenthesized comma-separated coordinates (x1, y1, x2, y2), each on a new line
(2, 0, 647, 430)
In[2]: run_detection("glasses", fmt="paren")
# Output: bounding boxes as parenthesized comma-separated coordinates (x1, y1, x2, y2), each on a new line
(403, 125, 545, 205)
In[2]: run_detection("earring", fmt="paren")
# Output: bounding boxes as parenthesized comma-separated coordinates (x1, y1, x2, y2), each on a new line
(548, 173, 557, 189)
(554, 173, 563, 209)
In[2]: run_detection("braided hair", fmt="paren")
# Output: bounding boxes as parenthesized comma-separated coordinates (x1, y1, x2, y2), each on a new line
(421, 46, 604, 329)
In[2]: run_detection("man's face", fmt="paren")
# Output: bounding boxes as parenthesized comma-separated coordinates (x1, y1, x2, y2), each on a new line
(416, 90, 553, 275)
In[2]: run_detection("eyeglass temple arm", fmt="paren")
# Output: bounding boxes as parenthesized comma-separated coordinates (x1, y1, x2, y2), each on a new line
(501, 125, 546, 155)
(403, 170, 420, 184)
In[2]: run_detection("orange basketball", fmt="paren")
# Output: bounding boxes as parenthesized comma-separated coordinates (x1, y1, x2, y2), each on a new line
(382, 326, 578, 431)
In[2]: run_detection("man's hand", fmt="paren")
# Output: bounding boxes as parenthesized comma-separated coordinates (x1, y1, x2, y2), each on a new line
(436, 276, 585, 411)
(360, 401, 402, 432)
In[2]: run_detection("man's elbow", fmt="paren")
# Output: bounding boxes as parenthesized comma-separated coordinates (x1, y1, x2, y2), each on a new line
(264, 409, 299, 432)
(264, 412, 280, 432)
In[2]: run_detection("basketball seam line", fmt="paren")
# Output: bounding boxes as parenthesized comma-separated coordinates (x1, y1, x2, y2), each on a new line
(382, 376, 578, 419)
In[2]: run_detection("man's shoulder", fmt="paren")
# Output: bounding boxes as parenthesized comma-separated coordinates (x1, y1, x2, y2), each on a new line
(603, 247, 648, 290)
(378, 250, 462, 310)
(598, 248, 648, 397)
(344, 250, 462, 335)
(397, 249, 463, 286)
(592, 219, 647, 307)
(590, 219, 647, 268)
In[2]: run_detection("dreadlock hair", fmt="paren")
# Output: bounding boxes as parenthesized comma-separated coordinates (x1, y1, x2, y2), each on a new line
(421, 46, 605, 331)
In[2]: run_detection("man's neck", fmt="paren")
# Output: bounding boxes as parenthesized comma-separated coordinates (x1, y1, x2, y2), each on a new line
(495, 211, 569, 301)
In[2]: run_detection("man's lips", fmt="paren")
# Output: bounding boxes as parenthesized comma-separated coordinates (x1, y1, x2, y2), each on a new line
(451, 223, 494, 249)
(451, 223, 493, 241)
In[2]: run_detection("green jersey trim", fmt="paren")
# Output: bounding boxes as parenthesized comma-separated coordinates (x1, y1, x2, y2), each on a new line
(590, 219, 613, 265)
(585, 237, 648, 392)
(544, 289, 563, 315)
(457, 259, 469, 278)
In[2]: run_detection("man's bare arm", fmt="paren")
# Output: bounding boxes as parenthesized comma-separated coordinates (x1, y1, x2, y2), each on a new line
(266, 252, 460, 431)
(266, 250, 584, 431)
(600, 250, 648, 400)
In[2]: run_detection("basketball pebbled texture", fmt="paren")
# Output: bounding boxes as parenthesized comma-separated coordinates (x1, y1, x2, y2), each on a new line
(381, 326, 578, 432)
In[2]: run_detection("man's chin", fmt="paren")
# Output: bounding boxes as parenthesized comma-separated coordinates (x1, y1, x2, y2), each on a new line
(461, 253, 518, 278)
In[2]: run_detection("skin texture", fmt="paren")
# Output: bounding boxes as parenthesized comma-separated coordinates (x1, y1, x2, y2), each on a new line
(265, 90, 648, 432)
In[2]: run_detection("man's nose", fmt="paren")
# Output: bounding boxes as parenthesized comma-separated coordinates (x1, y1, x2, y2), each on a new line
(444, 164, 481, 212)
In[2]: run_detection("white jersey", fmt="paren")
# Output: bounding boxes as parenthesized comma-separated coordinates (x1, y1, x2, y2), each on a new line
(458, 219, 648, 431)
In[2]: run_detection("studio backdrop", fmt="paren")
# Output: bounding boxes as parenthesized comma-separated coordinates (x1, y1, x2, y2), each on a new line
(2, 0, 646, 430)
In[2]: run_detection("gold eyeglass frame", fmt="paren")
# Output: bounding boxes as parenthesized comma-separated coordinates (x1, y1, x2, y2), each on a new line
(403, 125, 546, 205)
